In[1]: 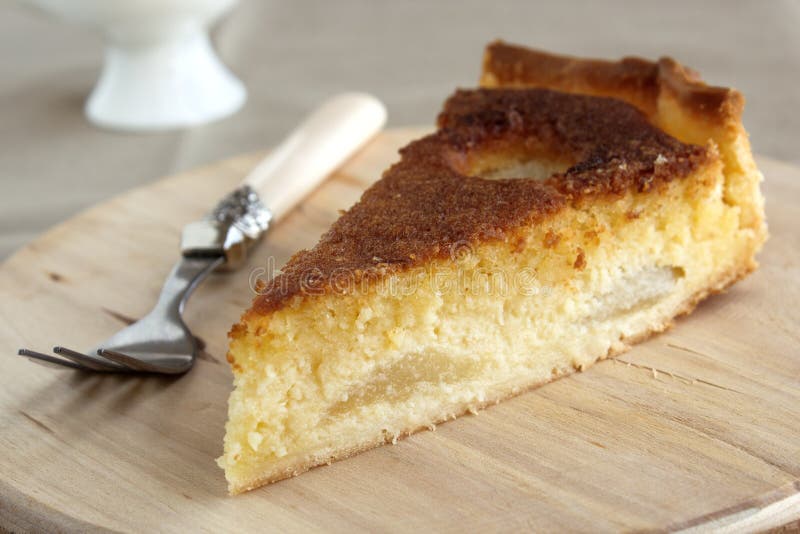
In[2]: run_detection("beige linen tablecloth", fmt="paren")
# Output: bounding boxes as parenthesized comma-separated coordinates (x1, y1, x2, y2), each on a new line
(1, 0, 798, 259)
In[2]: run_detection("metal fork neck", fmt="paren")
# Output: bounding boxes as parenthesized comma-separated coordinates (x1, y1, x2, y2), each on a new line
(152, 256, 225, 318)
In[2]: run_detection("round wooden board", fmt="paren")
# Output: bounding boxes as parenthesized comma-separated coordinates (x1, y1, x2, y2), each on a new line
(1, 128, 799, 533)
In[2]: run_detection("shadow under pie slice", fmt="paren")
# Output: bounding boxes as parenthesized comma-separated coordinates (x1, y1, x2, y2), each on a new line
(219, 42, 767, 494)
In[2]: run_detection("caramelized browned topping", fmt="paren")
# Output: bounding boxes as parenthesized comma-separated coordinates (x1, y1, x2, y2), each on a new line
(250, 88, 708, 315)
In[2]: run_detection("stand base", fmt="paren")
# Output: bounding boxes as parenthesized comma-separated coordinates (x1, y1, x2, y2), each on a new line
(86, 32, 246, 132)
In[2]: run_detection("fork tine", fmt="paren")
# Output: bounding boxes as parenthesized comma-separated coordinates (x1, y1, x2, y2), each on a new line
(18, 348, 88, 371)
(53, 346, 127, 372)
(97, 349, 166, 373)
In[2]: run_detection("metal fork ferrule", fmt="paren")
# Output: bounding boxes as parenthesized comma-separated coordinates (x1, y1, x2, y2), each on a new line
(180, 186, 272, 269)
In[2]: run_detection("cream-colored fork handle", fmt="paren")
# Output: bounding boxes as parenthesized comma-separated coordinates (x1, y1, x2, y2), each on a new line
(243, 93, 387, 221)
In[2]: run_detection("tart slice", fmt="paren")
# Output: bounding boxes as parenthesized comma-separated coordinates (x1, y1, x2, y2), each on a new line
(219, 42, 766, 494)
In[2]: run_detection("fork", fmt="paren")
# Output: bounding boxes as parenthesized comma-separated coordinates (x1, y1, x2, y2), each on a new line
(18, 93, 387, 374)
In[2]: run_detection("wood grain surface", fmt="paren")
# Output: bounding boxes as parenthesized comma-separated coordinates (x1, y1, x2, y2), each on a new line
(0, 128, 798, 533)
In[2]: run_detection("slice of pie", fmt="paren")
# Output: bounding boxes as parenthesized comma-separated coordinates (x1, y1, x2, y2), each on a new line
(219, 42, 766, 494)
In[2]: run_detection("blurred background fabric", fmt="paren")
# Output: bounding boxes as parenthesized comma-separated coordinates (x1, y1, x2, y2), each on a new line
(1, 0, 798, 259)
